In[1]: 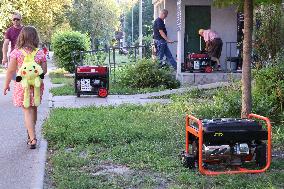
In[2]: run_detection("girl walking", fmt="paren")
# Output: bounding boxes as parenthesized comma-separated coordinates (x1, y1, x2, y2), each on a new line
(3, 26, 47, 149)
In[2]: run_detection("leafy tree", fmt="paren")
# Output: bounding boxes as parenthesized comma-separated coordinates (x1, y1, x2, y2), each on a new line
(213, 0, 282, 118)
(0, 0, 71, 42)
(254, 4, 283, 63)
(124, 0, 154, 45)
(67, 0, 121, 49)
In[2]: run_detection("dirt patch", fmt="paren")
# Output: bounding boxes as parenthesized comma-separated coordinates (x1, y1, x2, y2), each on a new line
(87, 161, 172, 189)
(92, 164, 131, 176)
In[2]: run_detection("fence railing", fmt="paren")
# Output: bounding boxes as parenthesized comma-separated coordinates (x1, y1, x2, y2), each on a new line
(71, 45, 148, 81)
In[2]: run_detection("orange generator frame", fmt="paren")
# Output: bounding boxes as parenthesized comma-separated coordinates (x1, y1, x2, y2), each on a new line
(183, 114, 272, 175)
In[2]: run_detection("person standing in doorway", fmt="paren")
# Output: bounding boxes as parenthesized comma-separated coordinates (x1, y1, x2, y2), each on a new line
(153, 9, 177, 70)
(2, 12, 24, 67)
(199, 29, 223, 70)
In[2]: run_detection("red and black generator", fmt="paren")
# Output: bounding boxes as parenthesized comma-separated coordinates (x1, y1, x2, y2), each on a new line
(73, 51, 109, 98)
(184, 53, 216, 73)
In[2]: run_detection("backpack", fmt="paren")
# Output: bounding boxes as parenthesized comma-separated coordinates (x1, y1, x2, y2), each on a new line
(16, 48, 44, 108)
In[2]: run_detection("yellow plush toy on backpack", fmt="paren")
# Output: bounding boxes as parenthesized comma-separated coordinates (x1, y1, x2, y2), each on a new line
(16, 49, 44, 108)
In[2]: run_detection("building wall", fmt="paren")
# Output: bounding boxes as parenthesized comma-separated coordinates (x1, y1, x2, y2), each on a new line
(211, 6, 238, 69)
(154, 0, 237, 70)
(164, 0, 178, 59)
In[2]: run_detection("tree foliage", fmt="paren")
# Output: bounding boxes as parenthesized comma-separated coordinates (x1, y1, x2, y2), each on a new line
(124, 0, 154, 45)
(0, 0, 71, 42)
(67, 0, 121, 45)
(254, 4, 283, 62)
(213, 0, 282, 8)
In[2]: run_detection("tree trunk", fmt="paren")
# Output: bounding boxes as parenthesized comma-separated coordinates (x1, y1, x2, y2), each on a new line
(241, 0, 253, 118)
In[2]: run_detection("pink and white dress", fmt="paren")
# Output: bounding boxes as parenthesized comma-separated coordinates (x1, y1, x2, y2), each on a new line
(10, 47, 46, 107)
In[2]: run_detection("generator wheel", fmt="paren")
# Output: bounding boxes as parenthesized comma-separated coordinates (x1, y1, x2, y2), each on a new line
(76, 93, 81, 98)
(181, 151, 195, 169)
(204, 66, 213, 73)
(255, 143, 267, 167)
(98, 88, 108, 98)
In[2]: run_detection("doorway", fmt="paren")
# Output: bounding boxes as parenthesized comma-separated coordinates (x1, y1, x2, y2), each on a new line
(184, 6, 211, 57)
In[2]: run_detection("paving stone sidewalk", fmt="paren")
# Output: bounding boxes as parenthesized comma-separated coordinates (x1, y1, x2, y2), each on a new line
(51, 82, 230, 108)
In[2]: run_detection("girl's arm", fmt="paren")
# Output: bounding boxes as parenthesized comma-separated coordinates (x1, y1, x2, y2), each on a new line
(41, 60, 47, 75)
(3, 57, 17, 95)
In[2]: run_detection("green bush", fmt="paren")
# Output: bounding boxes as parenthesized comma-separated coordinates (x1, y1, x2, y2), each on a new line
(168, 82, 241, 119)
(51, 30, 90, 73)
(253, 61, 284, 122)
(116, 59, 180, 89)
(49, 68, 69, 78)
(94, 51, 107, 65)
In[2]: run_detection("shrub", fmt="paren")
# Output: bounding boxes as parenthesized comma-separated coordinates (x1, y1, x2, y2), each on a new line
(94, 51, 107, 65)
(189, 84, 241, 119)
(253, 61, 284, 122)
(116, 59, 180, 89)
(51, 30, 90, 73)
(49, 68, 69, 78)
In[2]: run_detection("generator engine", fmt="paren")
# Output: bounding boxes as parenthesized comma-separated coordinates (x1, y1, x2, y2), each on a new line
(202, 143, 252, 166)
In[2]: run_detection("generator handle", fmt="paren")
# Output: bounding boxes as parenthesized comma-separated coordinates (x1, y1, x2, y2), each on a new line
(187, 115, 203, 133)
(185, 115, 203, 156)
(248, 113, 272, 171)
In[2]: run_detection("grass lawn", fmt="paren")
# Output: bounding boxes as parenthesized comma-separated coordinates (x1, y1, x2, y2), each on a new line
(150, 88, 221, 100)
(49, 76, 166, 96)
(49, 77, 75, 96)
(44, 102, 284, 189)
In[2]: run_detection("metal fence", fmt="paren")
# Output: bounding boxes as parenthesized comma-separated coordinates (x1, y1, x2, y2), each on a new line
(72, 45, 147, 81)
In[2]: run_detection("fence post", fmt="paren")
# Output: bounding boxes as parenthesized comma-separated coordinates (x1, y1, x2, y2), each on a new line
(113, 47, 116, 82)
(108, 48, 111, 75)
(134, 47, 137, 62)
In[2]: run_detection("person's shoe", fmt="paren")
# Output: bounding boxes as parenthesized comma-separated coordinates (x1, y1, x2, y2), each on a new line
(28, 138, 37, 149)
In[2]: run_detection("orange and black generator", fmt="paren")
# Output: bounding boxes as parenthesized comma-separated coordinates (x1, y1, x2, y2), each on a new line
(180, 114, 272, 175)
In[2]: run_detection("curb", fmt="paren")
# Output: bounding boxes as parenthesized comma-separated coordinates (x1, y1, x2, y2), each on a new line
(48, 93, 53, 108)
(31, 139, 48, 189)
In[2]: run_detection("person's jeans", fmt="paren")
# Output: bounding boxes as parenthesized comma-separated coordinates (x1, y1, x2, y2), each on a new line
(155, 39, 177, 70)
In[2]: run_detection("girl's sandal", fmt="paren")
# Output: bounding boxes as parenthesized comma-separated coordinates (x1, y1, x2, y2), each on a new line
(28, 138, 37, 149)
